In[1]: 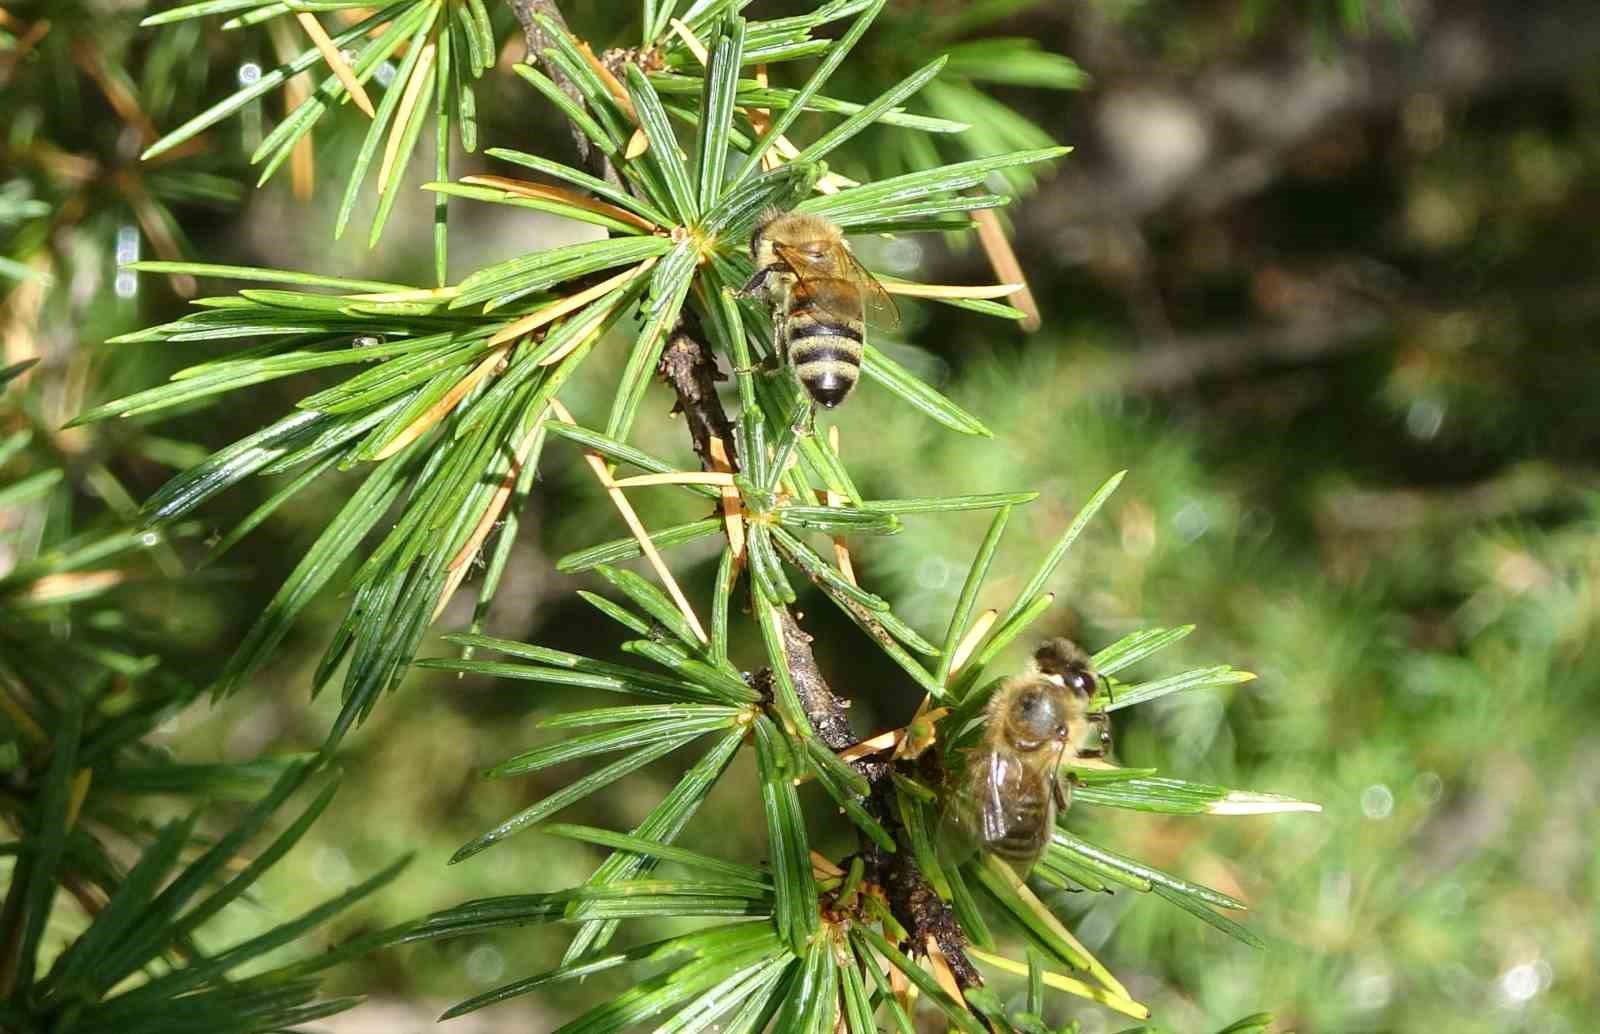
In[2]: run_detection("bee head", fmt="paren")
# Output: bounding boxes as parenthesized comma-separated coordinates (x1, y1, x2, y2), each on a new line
(1004, 682, 1071, 752)
(750, 206, 786, 259)
(1033, 637, 1097, 699)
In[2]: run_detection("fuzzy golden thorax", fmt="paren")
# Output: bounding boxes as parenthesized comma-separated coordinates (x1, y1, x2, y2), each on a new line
(986, 676, 1086, 755)
(750, 210, 849, 280)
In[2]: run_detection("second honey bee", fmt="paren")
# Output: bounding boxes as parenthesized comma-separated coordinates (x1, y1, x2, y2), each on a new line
(744, 210, 896, 409)
(949, 638, 1110, 873)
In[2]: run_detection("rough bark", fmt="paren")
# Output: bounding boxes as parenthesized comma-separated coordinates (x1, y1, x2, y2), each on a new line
(654, 323, 980, 993)
(513, 0, 983, 997)
(504, 0, 620, 186)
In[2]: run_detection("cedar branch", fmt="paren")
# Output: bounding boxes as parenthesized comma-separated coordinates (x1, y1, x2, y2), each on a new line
(503, 0, 620, 186)
(516, 0, 987, 998)
(655, 318, 983, 994)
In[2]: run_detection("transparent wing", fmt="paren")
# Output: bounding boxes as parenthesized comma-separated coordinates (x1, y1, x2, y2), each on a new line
(937, 748, 991, 871)
(771, 240, 900, 329)
(949, 749, 1032, 847)
(839, 245, 901, 329)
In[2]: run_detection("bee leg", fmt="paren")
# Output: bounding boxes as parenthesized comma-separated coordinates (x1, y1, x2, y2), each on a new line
(770, 310, 789, 363)
(1052, 777, 1069, 811)
(739, 267, 773, 297)
(1076, 717, 1113, 759)
(789, 398, 817, 436)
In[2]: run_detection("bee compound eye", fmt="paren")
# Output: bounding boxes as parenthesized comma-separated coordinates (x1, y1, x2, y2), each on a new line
(1069, 672, 1095, 696)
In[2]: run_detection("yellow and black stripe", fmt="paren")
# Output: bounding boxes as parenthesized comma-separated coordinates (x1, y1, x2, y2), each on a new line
(748, 210, 872, 409)
(983, 776, 1055, 864)
(784, 281, 863, 408)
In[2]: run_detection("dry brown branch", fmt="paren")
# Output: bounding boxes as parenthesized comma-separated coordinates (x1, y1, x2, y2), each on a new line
(970, 209, 1040, 331)
(655, 316, 984, 994)
(504, 0, 614, 180)
(512, 0, 987, 997)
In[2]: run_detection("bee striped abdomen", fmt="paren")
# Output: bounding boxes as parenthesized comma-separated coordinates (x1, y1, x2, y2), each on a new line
(785, 283, 864, 408)
(958, 743, 1060, 872)
(984, 776, 1055, 864)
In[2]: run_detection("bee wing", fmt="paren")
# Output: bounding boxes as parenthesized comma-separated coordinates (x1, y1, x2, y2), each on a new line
(980, 749, 1013, 844)
(947, 747, 1042, 852)
(936, 751, 990, 871)
(839, 245, 901, 329)
(771, 240, 901, 329)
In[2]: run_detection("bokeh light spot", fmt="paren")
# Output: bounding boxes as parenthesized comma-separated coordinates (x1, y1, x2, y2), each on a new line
(465, 945, 506, 986)
(1361, 783, 1394, 819)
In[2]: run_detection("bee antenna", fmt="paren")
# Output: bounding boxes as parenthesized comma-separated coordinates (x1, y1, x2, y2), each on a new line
(1097, 672, 1115, 706)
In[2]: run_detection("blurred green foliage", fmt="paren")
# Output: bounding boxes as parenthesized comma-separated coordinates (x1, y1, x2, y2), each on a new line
(0, 365, 400, 1032)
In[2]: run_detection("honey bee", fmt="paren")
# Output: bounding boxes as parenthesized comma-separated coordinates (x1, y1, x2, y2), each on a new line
(743, 210, 897, 409)
(948, 638, 1110, 873)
